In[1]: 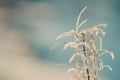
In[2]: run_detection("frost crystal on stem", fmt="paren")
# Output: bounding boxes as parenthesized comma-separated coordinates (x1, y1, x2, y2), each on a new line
(53, 6, 114, 80)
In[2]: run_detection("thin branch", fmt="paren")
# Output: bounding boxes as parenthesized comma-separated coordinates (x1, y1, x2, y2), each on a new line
(82, 33, 90, 80)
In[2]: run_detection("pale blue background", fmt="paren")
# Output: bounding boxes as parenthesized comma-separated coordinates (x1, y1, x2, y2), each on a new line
(10, 0, 120, 80)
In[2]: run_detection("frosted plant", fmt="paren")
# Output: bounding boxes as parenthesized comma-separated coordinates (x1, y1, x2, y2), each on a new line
(52, 6, 114, 80)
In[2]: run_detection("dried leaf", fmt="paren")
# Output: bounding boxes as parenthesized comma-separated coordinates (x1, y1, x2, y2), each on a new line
(67, 68, 77, 73)
(98, 37, 103, 50)
(63, 42, 76, 50)
(69, 53, 77, 63)
(78, 19, 87, 29)
(104, 65, 112, 71)
(56, 29, 75, 40)
(76, 6, 87, 31)
(100, 49, 114, 60)
(95, 24, 108, 28)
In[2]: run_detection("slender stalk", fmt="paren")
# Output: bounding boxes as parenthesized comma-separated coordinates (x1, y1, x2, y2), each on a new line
(82, 33, 90, 80)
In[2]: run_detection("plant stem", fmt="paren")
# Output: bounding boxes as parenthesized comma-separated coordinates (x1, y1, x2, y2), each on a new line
(82, 33, 90, 80)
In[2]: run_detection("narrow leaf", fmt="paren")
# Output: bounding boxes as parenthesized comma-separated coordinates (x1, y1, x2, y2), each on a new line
(63, 42, 76, 50)
(67, 68, 77, 73)
(56, 29, 74, 40)
(104, 65, 112, 71)
(76, 6, 87, 31)
(69, 53, 77, 63)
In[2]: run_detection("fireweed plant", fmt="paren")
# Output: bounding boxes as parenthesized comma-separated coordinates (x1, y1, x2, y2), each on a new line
(52, 6, 114, 80)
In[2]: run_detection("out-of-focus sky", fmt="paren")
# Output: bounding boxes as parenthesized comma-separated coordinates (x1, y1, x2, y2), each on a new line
(0, 0, 120, 80)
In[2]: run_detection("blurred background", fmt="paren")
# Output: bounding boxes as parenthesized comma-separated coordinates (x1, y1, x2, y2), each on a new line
(0, 0, 120, 80)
